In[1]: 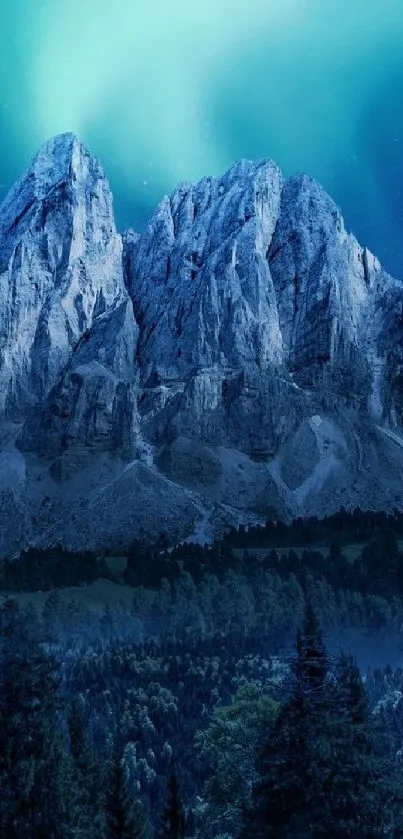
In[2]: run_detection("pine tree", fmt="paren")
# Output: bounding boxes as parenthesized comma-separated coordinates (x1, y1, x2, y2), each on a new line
(249, 601, 331, 835)
(242, 606, 403, 837)
(158, 768, 186, 839)
(131, 797, 153, 839)
(322, 652, 403, 837)
(42, 589, 65, 640)
(105, 741, 151, 839)
(294, 600, 329, 695)
(0, 597, 73, 838)
(68, 695, 105, 838)
(243, 603, 332, 836)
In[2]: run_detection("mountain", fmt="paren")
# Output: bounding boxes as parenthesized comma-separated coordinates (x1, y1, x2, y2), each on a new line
(0, 133, 402, 556)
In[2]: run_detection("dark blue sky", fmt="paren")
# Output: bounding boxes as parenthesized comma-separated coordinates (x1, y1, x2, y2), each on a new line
(0, 0, 402, 277)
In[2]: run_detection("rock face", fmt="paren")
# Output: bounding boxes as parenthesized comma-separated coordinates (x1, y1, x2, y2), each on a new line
(123, 160, 295, 456)
(19, 298, 139, 462)
(0, 133, 125, 418)
(0, 134, 403, 555)
(123, 159, 402, 451)
(124, 160, 284, 380)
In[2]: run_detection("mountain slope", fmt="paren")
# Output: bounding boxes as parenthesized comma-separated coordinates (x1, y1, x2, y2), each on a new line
(0, 134, 402, 556)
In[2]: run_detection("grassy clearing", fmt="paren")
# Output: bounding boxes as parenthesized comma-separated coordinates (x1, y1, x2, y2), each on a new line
(4, 540, 403, 614)
(105, 555, 128, 578)
(1, 579, 154, 616)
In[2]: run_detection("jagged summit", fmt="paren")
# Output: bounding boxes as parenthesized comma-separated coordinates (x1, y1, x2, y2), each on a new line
(0, 132, 126, 418)
(0, 134, 95, 233)
(0, 134, 402, 556)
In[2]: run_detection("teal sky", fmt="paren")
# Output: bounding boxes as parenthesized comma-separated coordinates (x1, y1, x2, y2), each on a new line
(0, 0, 402, 276)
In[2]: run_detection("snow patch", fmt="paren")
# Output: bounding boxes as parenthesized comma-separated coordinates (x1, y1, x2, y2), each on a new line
(293, 454, 337, 506)
(310, 415, 323, 428)
(377, 426, 403, 450)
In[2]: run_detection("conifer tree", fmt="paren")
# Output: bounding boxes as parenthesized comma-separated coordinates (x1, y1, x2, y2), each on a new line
(294, 600, 329, 698)
(323, 652, 403, 837)
(68, 695, 105, 838)
(158, 768, 186, 839)
(131, 797, 153, 839)
(244, 601, 331, 836)
(0, 597, 73, 838)
(242, 605, 403, 837)
(105, 741, 151, 839)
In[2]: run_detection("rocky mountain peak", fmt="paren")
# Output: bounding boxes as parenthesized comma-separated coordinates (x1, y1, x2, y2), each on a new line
(0, 133, 126, 419)
(124, 155, 284, 391)
(1, 135, 403, 556)
(0, 134, 99, 251)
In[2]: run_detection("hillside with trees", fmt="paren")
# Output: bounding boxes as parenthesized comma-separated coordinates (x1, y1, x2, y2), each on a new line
(2, 510, 403, 835)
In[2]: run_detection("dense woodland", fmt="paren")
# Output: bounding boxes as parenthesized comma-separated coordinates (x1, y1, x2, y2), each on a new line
(3, 509, 403, 836)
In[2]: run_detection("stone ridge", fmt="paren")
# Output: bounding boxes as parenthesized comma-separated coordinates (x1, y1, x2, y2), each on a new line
(19, 297, 139, 461)
(0, 132, 126, 418)
(124, 157, 284, 382)
(123, 155, 402, 451)
(0, 134, 403, 555)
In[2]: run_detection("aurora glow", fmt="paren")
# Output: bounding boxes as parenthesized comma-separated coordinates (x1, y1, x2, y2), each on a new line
(0, 0, 402, 275)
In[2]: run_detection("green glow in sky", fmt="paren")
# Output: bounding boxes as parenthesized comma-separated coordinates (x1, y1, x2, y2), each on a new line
(0, 0, 402, 274)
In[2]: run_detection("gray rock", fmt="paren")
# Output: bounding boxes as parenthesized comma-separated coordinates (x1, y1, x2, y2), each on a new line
(1, 134, 403, 555)
(0, 133, 125, 418)
(19, 297, 139, 461)
(122, 155, 403, 534)
(124, 159, 296, 454)
(124, 159, 284, 381)
(269, 174, 374, 402)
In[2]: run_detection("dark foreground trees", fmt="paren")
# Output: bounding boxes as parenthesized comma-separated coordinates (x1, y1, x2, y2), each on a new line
(158, 768, 186, 839)
(242, 603, 403, 838)
(3, 590, 403, 838)
(105, 742, 152, 839)
(0, 598, 72, 838)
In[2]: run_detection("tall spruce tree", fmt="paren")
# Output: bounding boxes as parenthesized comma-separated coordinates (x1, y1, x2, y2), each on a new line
(131, 797, 153, 839)
(242, 605, 403, 838)
(0, 597, 73, 838)
(105, 741, 151, 839)
(243, 601, 332, 837)
(322, 652, 403, 837)
(158, 768, 186, 839)
(68, 695, 106, 838)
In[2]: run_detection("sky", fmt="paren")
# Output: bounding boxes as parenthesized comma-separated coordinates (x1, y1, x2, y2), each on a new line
(0, 0, 402, 277)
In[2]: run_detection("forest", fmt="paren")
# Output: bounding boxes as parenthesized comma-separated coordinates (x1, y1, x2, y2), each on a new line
(2, 508, 403, 836)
